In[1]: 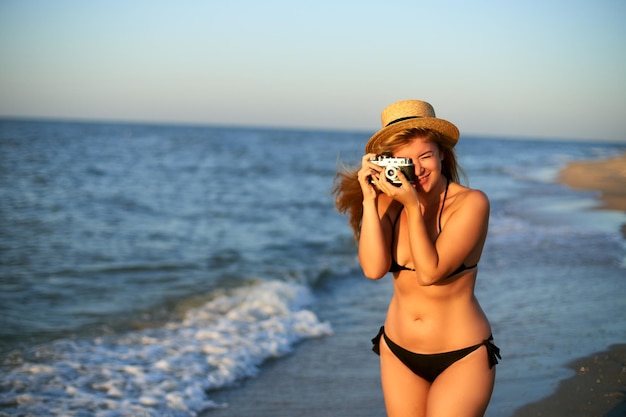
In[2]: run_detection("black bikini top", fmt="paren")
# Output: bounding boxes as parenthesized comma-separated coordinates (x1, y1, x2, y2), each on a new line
(389, 178, 478, 276)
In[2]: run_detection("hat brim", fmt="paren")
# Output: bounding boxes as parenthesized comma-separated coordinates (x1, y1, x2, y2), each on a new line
(366, 117, 460, 152)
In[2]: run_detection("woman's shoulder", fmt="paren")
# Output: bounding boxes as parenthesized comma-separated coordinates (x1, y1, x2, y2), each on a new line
(449, 183, 489, 210)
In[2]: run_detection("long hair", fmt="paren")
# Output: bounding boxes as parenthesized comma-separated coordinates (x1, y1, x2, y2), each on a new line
(332, 128, 465, 240)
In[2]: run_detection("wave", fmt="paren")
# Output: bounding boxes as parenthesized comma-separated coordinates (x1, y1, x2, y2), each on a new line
(0, 280, 333, 416)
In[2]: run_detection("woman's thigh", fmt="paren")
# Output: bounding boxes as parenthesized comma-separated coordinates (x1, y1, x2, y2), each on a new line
(379, 337, 431, 417)
(427, 346, 496, 417)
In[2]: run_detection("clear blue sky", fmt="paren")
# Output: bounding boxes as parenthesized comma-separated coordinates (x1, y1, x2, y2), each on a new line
(1, 0, 625, 142)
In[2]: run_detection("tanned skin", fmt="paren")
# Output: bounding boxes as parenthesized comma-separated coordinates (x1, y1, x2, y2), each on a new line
(357, 135, 494, 417)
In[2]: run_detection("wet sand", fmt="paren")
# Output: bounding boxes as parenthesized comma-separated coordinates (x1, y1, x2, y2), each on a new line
(512, 344, 626, 417)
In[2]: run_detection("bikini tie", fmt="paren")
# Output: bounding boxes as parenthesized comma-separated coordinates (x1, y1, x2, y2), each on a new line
(371, 326, 384, 355)
(484, 336, 502, 369)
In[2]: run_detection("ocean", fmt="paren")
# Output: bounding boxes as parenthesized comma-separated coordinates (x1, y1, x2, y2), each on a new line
(0, 120, 624, 416)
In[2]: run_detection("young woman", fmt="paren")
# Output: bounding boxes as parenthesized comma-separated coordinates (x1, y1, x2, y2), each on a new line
(333, 100, 500, 417)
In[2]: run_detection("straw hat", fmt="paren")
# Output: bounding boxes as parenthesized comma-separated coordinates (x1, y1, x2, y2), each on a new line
(366, 100, 460, 152)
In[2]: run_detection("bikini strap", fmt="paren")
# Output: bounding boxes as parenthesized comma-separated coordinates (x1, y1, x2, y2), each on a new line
(438, 177, 450, 234)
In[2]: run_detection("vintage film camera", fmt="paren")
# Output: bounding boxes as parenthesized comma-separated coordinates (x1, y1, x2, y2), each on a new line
(369, 155, 415, 187)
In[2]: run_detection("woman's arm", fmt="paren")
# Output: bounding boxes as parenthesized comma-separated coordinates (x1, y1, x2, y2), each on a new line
(357, 154, 393, 279)
(359, 197, 393, 279)
(405, 189, 489, 286)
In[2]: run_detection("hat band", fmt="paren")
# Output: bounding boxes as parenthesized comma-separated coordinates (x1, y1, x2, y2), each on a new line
(385, 115, 422, 127)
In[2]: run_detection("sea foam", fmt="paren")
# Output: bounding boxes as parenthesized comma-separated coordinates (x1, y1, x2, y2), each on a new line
(0, 280, 333, 416)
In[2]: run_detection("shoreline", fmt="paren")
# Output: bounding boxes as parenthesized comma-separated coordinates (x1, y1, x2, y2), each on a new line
(201, 278, 389, 417)
(512, 344, 626, 417)
(511, 153, 626, 416)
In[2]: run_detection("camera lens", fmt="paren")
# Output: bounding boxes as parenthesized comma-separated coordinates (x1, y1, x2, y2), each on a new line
(386, 168, 396, 179)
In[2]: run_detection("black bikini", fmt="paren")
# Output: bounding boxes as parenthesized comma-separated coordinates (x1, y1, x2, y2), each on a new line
(372, 327, 500, 383)
(388, 177, 477, 275)
(374, 178, 501, 381)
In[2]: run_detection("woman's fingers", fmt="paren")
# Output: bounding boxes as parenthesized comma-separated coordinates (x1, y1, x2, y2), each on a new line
(362, 153, 378, 165)
(359, 154, 382, 186)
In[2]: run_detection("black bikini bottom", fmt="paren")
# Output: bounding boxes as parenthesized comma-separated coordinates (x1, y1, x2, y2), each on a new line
(372, 326, 501, 383)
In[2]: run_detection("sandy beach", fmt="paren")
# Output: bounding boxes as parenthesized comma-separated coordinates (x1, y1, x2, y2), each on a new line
(558, 152, 626, 212)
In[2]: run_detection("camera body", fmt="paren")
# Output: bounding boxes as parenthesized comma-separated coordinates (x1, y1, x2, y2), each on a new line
(369, 155, 415, 186)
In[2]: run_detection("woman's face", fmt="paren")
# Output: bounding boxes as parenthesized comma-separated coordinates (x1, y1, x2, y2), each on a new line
(392, 137, 443, 192)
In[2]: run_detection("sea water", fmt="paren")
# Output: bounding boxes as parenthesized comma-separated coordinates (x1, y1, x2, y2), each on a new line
(0, 120, 624, 416)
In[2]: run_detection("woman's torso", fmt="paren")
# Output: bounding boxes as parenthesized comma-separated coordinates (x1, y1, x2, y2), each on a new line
(382, 184, 491, 353)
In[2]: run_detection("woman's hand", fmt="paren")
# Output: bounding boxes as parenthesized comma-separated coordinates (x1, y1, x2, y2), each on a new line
(357, 153, 383, 202)
(373, 167, 420, 208)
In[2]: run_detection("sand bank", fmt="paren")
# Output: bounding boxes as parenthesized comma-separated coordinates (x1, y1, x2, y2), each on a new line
(512, 344, 626, 417)
(558, 152, 626, 212)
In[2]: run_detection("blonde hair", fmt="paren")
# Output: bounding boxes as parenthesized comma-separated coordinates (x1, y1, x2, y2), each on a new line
(332, 128, 465, 240)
